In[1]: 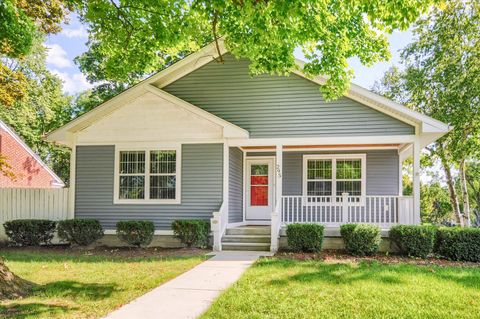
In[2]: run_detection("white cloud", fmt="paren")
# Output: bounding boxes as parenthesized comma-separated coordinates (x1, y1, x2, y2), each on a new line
(61, 26, 88, 39)
(46, 44, 72, 68)
(51, 70, 93, 94)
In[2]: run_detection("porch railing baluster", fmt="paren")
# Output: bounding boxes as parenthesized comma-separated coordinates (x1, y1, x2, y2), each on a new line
(279, 195, 412, 228)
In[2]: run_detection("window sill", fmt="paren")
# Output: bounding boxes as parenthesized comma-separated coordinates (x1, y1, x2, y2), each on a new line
(113, 199, 181, 205)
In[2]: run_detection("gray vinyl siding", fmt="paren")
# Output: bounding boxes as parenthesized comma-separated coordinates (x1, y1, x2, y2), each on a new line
(228, 147, 243, 223)
(164, 54, 414, 138)
(75, 144, 223, 230)
(282, 150, 399, 196)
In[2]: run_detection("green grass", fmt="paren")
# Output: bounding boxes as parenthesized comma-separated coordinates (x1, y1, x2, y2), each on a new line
(202, 258, 480, 319)
(0, 250, 206, 319)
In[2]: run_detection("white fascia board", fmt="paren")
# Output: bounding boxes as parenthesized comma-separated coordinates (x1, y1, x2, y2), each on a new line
(144, 84, 249, 138)
(227, 135, 416, 147)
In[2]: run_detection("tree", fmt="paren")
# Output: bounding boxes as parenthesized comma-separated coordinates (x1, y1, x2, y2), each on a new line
(374, 0, 480, 226)
(466, 161, 480, 226)
(72, 0, 437, 99)
(421, 182, 453, 224)
(0, 36, 73, 184)
(0, 0, 71, 106)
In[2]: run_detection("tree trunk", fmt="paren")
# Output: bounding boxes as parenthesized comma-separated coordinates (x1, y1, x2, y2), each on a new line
(459, 160, 471, 227)
(0, 259, 34, 300)
(438, 148, 464, 226)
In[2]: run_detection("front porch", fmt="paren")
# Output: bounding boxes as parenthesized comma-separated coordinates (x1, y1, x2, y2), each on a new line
(212, 139, 421, 252)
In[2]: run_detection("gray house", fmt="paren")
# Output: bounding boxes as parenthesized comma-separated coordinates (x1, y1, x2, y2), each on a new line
(47, 40, 450, 251)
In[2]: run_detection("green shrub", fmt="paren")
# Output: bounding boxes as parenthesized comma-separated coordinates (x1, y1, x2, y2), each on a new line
(116, 220, 155, 247)
(171, 220, 210, 248)
(436, 227, 480, 262)
(286, 223, 324, 252)
(3, 219, 56, 246)
(389, 225, 437, 258)
(340, 224, 381, 256)
(57, 219, 104, 246)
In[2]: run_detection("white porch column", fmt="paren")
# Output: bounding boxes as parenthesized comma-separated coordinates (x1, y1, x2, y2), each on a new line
(223, 142, 229, 210)
(212, 142, 229, 251)
(68, 134, 76, 219)
(271, 144, 283, 252)
(275, 144, 283, 204)
(413, 138, 421, 224)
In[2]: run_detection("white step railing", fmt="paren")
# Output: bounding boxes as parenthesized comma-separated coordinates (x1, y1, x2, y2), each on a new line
(211, 201, 228, 251)
(281, 194, 413, 228)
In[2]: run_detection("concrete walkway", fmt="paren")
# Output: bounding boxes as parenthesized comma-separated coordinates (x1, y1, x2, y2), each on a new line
(105, 251, 272, 319)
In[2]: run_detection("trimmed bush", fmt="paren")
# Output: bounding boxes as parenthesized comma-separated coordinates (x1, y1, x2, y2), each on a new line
(116, 220, 155, 247)
(286, 223, 324, 252)
(340, 224, 381, 256)
(436, 227, 480, 262)
(57, 219, 104, 246)
(389, 225, 437, 258)
(172, 220, 210, 248)
(3, 219, 56, 246)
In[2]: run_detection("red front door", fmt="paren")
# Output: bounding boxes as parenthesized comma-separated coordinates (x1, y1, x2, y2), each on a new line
(246, 158, 274, 220)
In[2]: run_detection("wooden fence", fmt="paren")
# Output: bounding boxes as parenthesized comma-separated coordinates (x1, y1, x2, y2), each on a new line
(0, 188, 71, 240)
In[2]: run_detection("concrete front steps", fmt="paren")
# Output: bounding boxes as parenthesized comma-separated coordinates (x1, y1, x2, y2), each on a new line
(221, 226, 271, 251)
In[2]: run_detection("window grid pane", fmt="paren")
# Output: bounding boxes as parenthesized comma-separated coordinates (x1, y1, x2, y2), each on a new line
(150, 151, 176, 174)
(336, 181, 362, 196)
(119, 176, 145, 199)
(307, 181, 332, 196)
(120, 151, 145, 174)
(251, 164, 268, 176)
(336, 159, 361, 179)
(307, 160, 332, 180)
(150, 176, 176, 199)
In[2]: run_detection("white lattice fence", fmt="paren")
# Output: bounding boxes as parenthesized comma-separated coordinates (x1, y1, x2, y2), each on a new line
(0, 188, 70, 240)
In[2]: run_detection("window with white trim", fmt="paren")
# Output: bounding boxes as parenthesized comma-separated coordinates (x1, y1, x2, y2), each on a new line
(303, 155, 366, 198)
(116, 148, 180, 203)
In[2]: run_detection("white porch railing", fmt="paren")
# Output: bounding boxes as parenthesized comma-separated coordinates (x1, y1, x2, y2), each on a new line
(211, 201, 228, 251)
(281, 194, 414, 228)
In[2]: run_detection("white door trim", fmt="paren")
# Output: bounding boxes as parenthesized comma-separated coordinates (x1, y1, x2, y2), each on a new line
(244, 156, 276, 222)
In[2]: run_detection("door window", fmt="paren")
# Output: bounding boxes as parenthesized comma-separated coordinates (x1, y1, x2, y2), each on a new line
(250, 164, 268, 206)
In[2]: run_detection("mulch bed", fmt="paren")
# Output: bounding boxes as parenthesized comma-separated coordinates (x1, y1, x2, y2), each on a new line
(0, 245, 210, 259)
(274, 250, 480, 267)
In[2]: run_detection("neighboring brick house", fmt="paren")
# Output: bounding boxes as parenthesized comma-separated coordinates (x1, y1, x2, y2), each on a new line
(0, 120, 64, 188)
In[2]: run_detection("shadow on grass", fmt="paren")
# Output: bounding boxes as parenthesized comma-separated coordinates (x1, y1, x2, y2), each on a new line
(0, 281, 116, 319)
(37, 280, 116, 300)
(0, 302, 72, 319)
(1, 251, 205, 265)
(258, 258, 480, 289)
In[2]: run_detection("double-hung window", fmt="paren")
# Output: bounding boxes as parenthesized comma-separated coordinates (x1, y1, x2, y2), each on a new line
(115, 147, 180, 204)
(303, 154, 366, 203)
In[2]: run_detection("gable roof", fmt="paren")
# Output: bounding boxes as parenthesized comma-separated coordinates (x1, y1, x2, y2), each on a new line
(0, 120, 65, 187)
(46, 38, 450, 147)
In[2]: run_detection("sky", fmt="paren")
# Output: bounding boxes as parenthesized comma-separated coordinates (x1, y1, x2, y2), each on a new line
(44, 14, 413, 95)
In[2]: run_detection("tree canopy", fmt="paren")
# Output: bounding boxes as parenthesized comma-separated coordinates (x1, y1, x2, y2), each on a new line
(375, 0, 480, 226)
(74, 0, 437, 100)
(0, 0, 71, 106)
(0, 37, 73, 183)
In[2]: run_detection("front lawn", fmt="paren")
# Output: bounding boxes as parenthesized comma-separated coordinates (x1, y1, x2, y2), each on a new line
(202, 257, 480, 319)
(0, 248, 207, 319)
